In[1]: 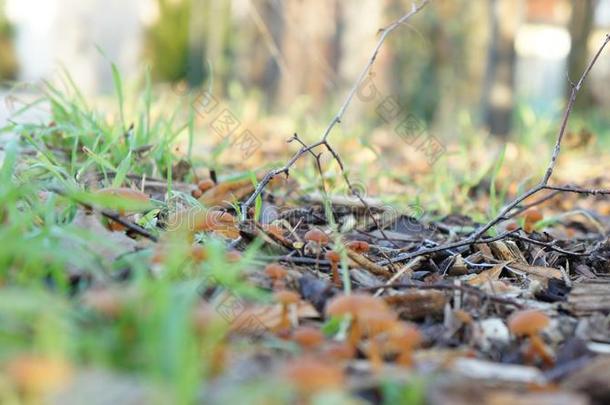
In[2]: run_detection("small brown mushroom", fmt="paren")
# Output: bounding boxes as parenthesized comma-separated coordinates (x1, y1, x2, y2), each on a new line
(274, 290, 300, 331)
(283, 357, 344, 396)
(265, 263, 288, 289)
(198, 179, 215, 193)
(523, 208, 544, 233)
(359, 310, 398, 371)
(324, 250, 341, 287)
(322, 342, 355, 362)
(304, 228, 329, 257)
(292, 326, 325, 351)
(508, 309, 554, 367)
(264, 224, 285, 239)
(191, 188, 203, 199)
(346, 240, 370, 254)
(326, 294, 390, 347)
(389, 322, 423, 367)
(304, 228, 329, 246)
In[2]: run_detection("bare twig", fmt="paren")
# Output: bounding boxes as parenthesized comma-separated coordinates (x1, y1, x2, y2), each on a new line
(542, 184, 610, 195)
(319, 1, 430, 142)
(240, 1, 429, 221)
(376, 229, 520, 266)
(377, 34, 610, 268)
(51, 188, 159, 242)
(509, 233, 590, 257)
(99, 209, 158, 242)
(470, 34, 610, 241)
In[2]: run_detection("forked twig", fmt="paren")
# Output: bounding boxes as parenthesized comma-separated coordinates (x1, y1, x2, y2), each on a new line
(470, 34, 610, 241)
(381, 34, 610, 266)
(240, 1, 430, 221)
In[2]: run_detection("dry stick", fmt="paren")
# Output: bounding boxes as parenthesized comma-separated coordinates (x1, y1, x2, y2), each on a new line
(50, 188, 159, 242)
(379, 34, 610, 268)
(471, 34, 610, 241)
(240, 1, 430, 221)
(504, 189, 562, 220)
(376, 229, 520, 266)
(543, 184, 610, 195)
(509, 233, 590, 257)
(99, 209, 159, 242)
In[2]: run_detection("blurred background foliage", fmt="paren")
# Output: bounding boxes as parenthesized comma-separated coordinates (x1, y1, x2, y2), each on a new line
(0, 0, 17, 80)
(0, 0, 609, 141)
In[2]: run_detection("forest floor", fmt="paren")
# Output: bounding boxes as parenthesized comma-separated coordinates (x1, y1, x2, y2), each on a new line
(2, 10, 610, 402)
(1, 73, 610, 405)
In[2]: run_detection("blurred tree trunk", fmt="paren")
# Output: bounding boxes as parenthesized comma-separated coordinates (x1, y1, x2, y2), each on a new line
(235, 0, 283, 102)
(204, 0, 232, 95)
(567, 0, 597, 111)
(278, 0, 339, 108)
(481, 0, 518, 137)
(187, 0, 206, 87)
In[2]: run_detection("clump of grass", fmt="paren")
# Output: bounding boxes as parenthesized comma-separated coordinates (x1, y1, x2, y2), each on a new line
(0, 68, 268, 403)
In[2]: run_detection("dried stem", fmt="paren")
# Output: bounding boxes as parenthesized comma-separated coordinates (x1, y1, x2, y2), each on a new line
(240, 1, 429, 221)
(470, 34, 610, 241)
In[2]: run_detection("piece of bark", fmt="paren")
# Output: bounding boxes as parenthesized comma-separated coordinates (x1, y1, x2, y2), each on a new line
(568, 281, 610, 315)
(384, 290, 446, 320)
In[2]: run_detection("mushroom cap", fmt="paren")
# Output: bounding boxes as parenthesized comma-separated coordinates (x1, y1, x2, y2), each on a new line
(292, 326, 325, 349)
(197, 179, 215, 193)
(304, 228, 329, 245)
(274, 290, 300, 305)
(265, 263, 288, 280)
(524, 208, 543, 223)
(283, 357, 343, 393)
(324, 250, 340, 263)
(326, 293, 389, 318)
(359, 309, 398, 336)
(346, 240, 370, 254)
(322, 342, 355, 361)
(390, 322, 423, 348)
(508, 310, 550, 336)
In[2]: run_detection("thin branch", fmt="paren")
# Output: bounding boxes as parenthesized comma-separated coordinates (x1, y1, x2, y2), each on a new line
(50, 188, 159, 242)
(543, 184, 610, 195)
(376, 229, 520, 266)
(240, 1, 429, 221)
(509, 233, 590, 257)
(470, 34, 610, 241)
(320, 1, 430, 142)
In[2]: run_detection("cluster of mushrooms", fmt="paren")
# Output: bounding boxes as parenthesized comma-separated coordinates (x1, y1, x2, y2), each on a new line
(88, 188, 558, 397)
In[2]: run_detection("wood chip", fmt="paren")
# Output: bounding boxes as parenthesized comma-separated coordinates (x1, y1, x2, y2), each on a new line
(346, 249, 393, 278)
(384, 290, 446, 320)
(568, 280, 610, 315)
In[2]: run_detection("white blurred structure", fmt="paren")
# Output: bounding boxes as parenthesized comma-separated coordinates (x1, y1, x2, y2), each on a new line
(5, 0, 152, 93)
